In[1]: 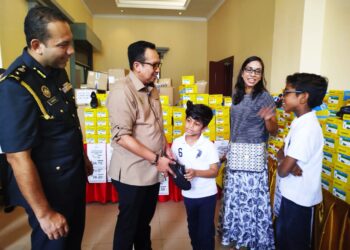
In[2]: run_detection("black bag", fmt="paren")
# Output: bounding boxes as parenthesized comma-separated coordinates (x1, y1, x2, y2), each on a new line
(169, 161, 191, 191)
(336, 105, 350, 119)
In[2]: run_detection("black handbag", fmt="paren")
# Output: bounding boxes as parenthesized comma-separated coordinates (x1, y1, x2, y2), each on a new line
(169, 161, 191, 191)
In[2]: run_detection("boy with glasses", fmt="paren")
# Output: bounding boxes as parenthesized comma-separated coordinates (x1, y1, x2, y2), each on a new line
(276, 73, 328, 250)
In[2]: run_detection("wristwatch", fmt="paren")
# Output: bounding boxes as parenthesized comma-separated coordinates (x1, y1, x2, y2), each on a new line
(151, 153, 160, 165)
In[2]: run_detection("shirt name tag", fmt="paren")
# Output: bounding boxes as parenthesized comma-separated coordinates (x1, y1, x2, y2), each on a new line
(47, 96, 59, 106)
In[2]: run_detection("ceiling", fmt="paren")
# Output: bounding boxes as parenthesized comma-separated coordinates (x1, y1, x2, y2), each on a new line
(82, 0, 225, 19)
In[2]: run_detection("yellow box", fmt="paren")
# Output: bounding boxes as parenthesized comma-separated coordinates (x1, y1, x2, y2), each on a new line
(328, 90, 344, 103)
(216, 116, 230, 126)
(172, 107, 186, 119)
(325, 117, 342, 135)
(339, 128, 350, 148)
(322, 161, 334, 178)
(173, 119, 185, 128)
(323, 148, 336, 164)
(96, 107, 108, 118)
(97, 135, 110, 144)
(223, 96, 232, 107)
(323, 131, 339, 152)
(96, 117, 109, 127)
(173, 127, 185, 139)
(333, 179, 350, 203)
(165, 134, 173, 143)
(334, 163, 350, 185)
(202, 128, 215, 141)
(160, 95, 169, 106)
(215, 131, 230, 141)
(216, 125, 230, 133)
(214, 106, 230, 117)
(96, 93, 107, 107)
(84, 118, 96, 127)
(163, 116, 172, 127)
(85, 126, 97, 135)
(96, 127, 110, 136)
(209, 94, 223, 107)
(321, 175, 333, 192)
(179, 84, 198, 94)
(182, 75, 195, 85)
(85, 135, 98, 144)
(84, 107, 97, 118)
(162, 105, 173, 118)
(343, 114, 350, 130)
(195, 94, 209, 105)
(282, 111, 295, 121)
(337, 145, 350, 167)
(180, 93, 196, 103)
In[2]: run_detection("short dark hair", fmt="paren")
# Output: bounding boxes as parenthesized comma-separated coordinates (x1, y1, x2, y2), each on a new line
(286, 73, 328, 109)
(186, 101, 213, 127)
(128, 40, 156, 70)
(24, 6, 69, 47)
(233, 56, 267, 105)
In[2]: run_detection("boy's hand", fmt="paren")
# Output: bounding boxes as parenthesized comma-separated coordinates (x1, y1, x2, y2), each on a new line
(184, 168, 196, 181)
(291, 164, 303, 176)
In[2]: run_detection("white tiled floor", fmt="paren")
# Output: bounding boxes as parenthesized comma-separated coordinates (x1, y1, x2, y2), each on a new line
(0, 200, 227, 250)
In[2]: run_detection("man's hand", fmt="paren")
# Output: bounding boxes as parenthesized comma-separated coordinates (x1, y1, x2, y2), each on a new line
(83, 153, 93, 176)
(156, 156, 175, 177)
(37, 210, 69, 240)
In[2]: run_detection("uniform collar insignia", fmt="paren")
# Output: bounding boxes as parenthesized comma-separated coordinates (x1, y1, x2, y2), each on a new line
(41, 85, 52, 98)
(33, 67, 47, 79)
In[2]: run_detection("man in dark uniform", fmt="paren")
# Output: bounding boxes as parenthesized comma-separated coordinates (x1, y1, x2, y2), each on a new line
(0, 6, 93, 250)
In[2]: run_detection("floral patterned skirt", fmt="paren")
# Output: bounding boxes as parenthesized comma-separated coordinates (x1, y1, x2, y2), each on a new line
(218, 168, 275, 249)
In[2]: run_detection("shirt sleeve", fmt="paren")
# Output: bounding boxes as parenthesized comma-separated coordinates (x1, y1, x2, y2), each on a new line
(207, 141, 220, 165)
(0, 80, 39, 153)
(107, 83, 137, 141)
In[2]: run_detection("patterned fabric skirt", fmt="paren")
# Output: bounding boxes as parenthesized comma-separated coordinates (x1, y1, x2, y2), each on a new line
(218, 168, 275, 249)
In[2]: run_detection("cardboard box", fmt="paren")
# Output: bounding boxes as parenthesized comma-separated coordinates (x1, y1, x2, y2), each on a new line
(108, 68, 129, 85)
(87, 71, 108, 91)
(158, 87, 174, 106)
(195, 81, 208, 94)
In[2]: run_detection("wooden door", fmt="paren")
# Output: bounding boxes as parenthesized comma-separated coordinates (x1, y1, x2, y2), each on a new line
(209, 56, 234, 97)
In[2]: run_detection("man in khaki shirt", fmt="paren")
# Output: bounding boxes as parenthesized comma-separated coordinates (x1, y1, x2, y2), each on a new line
(107, 40, 174, 250)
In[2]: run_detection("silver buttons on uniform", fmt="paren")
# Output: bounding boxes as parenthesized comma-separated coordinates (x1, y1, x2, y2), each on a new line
(56, 166, 61, 171)
(60, 109, 64, 113)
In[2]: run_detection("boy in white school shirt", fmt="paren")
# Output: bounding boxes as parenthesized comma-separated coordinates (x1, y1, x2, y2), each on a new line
(276, 73, 328, 250)
(171, 101, 219, 250)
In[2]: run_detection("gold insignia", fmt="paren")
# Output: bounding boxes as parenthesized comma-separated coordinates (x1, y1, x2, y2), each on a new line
(18, 67, 26, 73)
(62, 82, 73, 93)
(41, 85, 51, 98)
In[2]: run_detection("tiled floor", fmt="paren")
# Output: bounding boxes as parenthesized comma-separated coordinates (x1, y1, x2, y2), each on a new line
(0, 200, 227, 250)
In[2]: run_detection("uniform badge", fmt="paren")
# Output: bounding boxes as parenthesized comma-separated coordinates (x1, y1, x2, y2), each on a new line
(62, 82, 73, 93)
(41, 85, 51, 98)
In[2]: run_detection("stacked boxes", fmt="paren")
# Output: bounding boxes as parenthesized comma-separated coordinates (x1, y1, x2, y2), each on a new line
(214, 106, 230, 141)
(172, 107, 186, 140)
(83, 93, 111, 144)
(327, 90, 350, 112)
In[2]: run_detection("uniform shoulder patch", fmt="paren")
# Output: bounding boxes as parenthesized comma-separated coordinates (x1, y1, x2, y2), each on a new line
(0, 65, 27, 83)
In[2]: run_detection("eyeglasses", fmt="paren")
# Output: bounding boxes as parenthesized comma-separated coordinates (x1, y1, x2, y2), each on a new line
(244, 67, 262, 75)
(282, 90, 304, 97)
(139, 61, 162, 69)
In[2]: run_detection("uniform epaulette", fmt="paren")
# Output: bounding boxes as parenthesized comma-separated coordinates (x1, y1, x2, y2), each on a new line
(0, 64, 27, 83)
